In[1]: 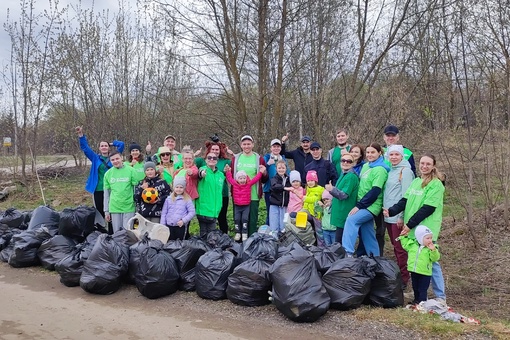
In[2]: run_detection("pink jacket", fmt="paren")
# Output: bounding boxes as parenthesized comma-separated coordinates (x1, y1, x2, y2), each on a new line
(226, 171, 263, 206)
(287, 187, 305, 213)
(173, 166, 199, 200)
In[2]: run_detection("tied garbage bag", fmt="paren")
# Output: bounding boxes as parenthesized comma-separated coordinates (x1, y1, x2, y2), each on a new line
(128, 234, 164, 283)
(169, 237, 210, 291)
(0, 228, 22, 262)
(241, 233, 278, 262)
(0, 208, 24, 229)
(55, 231, 102, 287)
(28, 206, 60, 230)
(0, 226, 22, 251)
(322, 257, 375, 310)
(362, 256, 404, 308)
(135, 246, 180, 299)
(205, 230, 233, 249)
(306, 245, 342, 274)
(58, 206, 97, 242)
(8, 227, 55, 268)
(269, 244, 330, 322)
(79, 234, 129, 295)
(227, 253, 274, 306)
(195, 248, 236, 300)
(37, 235, 77, 271)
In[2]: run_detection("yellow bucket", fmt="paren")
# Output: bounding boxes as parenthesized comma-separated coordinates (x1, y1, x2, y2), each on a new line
(295, 211, 308, 228)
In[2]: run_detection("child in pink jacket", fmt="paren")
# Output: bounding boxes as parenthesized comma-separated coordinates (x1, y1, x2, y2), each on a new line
(224, 164, 265, 241)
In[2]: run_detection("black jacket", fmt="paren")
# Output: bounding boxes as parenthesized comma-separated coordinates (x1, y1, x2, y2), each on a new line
(269, 174, 291, 207)
(304, 158, 339, 187)
(134, 175, 171, 218)
(281, 144, 314, 183)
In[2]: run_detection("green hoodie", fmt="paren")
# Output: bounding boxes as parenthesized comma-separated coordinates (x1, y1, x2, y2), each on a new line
(195, 166, 225, 218)
(401, 235, 440, 276)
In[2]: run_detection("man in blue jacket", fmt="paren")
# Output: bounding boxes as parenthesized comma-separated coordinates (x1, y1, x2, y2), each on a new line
(304, 142, 338, 187)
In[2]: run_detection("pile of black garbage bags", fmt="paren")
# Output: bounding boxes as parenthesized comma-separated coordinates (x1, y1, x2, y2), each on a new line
(0, 207, 404, 323)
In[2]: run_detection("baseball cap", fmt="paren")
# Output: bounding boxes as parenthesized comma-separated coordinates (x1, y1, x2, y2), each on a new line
(384, 125, 399, 135)
(301, 135, 311, 142)
(270, 138, 281, 146)
(240, 135, 254, 142)
(164, 134, 176, 141)
(310, 142, 321, 149)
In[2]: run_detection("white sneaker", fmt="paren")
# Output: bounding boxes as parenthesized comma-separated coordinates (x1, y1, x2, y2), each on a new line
(242, 233, 248, 241)
(234, 233, 241, 241)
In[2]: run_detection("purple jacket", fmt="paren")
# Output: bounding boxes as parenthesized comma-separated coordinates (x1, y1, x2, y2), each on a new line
(160, 195, 196, 226)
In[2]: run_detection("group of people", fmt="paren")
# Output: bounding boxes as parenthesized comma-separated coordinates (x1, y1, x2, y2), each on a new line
(77, 124, 447, 306)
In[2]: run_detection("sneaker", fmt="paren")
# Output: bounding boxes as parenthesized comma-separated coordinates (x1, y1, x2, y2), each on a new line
(242, 233, 248, 241)
(234, 233, 241, 241)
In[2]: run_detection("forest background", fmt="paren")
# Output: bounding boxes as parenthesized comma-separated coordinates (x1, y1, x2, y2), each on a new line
(0, 0, 509, 322)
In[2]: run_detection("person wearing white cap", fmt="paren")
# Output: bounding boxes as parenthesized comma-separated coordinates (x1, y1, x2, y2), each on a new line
(382, 144, 415, 290)
(262, 138, 289, 223)
(230, 135, 268, 238)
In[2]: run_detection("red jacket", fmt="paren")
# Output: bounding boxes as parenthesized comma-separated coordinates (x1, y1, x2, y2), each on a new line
(173, 166, 199, 200)
(230, 152, 268, 200)
(226, 171, 263, 206)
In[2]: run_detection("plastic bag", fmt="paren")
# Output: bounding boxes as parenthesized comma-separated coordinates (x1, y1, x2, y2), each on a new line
(362, 256, 404, 308)
(306, 245, 342, 274)
(37, 235, 77, 271)
(135, 246, 180, 299)
(28, 206, 60, 230)
(128, 234, 164, 283)
(241, 233, 278, 262)
(205, 230, 233, 249)
(79, 234, 129, 295)
(227, 253, 274, 306)
(322, 257, 374, 310)
(0, 208, 24, 228)
(0, 227, 22, 251)
(285, 217, 316, 246)
(195, 248, 236, 300)
(169, 237, 210, 291)
(58, 206, 97, 242)
(8, 227, 55, 268)
(269, 244, 330, 322)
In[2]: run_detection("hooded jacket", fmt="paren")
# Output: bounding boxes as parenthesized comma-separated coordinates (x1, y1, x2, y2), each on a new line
(281, 144, 314, 183)
(269, 173, 291, 206)
(400, 235, 440, 276)
(230, 152, 268, 199)
(226, 171, 263, 206)
(383, 159, 415, 223)
(304, 157, 339, 187)
(134, 175, 171, 218)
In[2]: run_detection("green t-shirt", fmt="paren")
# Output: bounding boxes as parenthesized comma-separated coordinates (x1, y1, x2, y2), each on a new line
(404, 177, 444, 241)
(331, 145, 351, 175)
(95, 156, 109, 191)
(330, 171, 359, 228)
(104, 165, 138, 213)
(237, 153, 259, 200)
(358, 163, 388, 216)
(124, 161, 146, 183)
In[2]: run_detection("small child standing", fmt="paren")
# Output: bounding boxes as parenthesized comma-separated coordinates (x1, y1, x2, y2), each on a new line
(315, 190, 334, 246)
(400, 225, 441, 304)
(286, 170, 305, 213)
(303, 170, 325, 217)
(269, 161, 291, 235)
(224, 164, 264, 241)
(160, 177, 196, 241)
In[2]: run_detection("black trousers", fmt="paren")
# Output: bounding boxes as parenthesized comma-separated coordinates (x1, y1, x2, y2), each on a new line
(411, 272, 432, 304)
(217, 196, 230, 234)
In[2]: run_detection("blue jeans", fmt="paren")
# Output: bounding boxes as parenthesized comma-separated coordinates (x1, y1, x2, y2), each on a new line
(342, 209, 380, 256)
(269, 205, 286, 233)
(323, 230, 336, 246)
(432, 261, 446, 299)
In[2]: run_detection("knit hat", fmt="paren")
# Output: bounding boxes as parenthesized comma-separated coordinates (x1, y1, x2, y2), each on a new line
(129, 142, 142, 152)
(144, 161, 156, 171)
(306, 170, 318, 182)
(322, 190, 333, 200)
(387, 144, 404, 157)
(289, 170, 301, 183)
(173, 176, 186, 188)
(236, 170, 248, 181)
(415, 225, 433, 246)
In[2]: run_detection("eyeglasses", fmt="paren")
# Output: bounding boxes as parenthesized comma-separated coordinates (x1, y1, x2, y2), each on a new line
(207, 156, 218, 160)
(160, 153, 171, 157)
(341, 159, 354, 164)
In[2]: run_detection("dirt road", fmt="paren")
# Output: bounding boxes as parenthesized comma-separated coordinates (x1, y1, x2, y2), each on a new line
(0, 263, 418, 340)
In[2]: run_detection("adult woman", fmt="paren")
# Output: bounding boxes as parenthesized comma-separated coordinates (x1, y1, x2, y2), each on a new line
(75, 126, 124, 218)
(342, 143, 389, 257)
(325, 153, 359, 243)
(195, 141, 232, 234)
(384, 154, 446, 302)
(327, 128, 352, 176)
(156, 146, 178, 186)
(350, 144, 366, 177)
(174, 151, 199, 200)
(125, 142, 145, 183)
(382, 145, 415, 289)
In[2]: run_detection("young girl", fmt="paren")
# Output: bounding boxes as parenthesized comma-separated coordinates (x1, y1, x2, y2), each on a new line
(125, 142, 145, 183)
(285, 170, 305, 213)
(160, 177, 196, 241)
(224, 164, 264, 241)
(134, 162, 171, 223)
(303, 170, 325, 218)
(269, 161, 291, 235)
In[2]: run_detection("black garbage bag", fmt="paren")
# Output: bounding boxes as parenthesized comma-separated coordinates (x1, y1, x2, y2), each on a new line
(112, 229, 139, 260)
(322, 257, 374, 310)
(170, 237, 210, 291)
(328, 242, 347, 258)
(195, 248, 236, 300)
(19, 210, 32, 230)
(241, 233, 278, 262)
(28, 206, 60, 230)
(0, 208, 24, 228)
(205, 230, 233, 249)
(79, 234, 129, 295)
(227, 253, 274, 306)
(8, 227, 55, 268)
(135, 246, 180, 299)
(362, 256, 404, 308)
(163, 239, 184, 255)
(306, 245, 341, 274)
(128, 234, 164, 283)
(269, 244, 330, 322)
(37, 235, 78, 271)
(0, 242, 14, 262)
(55, 231, 102, 287)
(0, 226, 22, 251)
(58, 206, 97, 242)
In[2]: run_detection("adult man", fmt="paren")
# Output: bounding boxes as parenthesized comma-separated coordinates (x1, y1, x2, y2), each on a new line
(383, 125, 416, 176)
(327, 128, 352, 176)
(304, 142, 338, 187)
(146, 134, 183, 167)
(230, 135, 268, 237)
(281, 134, 314, 184)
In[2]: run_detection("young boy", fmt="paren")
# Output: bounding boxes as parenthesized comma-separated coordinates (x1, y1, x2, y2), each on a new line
(400, 225, 441, 304)
(134, 161, 171, 223)
(269, 161, 291, 235)
(103, 150, 139, 232)
(315, 190, 334, 246)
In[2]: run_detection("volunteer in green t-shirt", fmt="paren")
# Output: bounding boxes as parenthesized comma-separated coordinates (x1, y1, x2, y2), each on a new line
(124, 142, 145, 183)
(104, 150, 139, 233)
(342, 143, 389, 257)
(384, 153, 446, 302)
(327, 128, 352, 175)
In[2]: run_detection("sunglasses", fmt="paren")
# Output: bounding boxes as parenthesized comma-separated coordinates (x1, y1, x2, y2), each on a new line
(341, 159, 354, 164)
(160, 153, 171, 157)
(207, 156, 218, 160)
